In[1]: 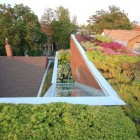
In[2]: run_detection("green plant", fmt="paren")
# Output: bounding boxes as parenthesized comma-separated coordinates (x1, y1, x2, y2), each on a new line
(86, 50, 140, 137)
(58, 49, 71, 64)
(57, 50, 74, 83)
(0, 103, 139, 140)
(95, 34, 112, 43)
(80, 41, 94, 50)
(0, 4, 47, 56)
(57, 63, 74, 83)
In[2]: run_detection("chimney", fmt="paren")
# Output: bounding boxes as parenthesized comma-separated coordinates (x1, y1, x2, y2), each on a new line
(5, 38, 13, 57)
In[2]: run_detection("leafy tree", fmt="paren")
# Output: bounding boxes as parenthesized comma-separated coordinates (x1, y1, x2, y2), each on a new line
(41, 8, 55, 25)
(0, 4, 47, 56)
(41, 8, 55, 46)
(71, 15, 78, 26)
(41, 6, 77, 50)
(87, 5, 133, 34)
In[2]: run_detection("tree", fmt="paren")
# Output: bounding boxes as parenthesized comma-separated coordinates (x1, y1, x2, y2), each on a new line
(0, 4, 47, 56)
(41, 8, 55, 25)
(87, 5, 133, 34)
(41, 8, 55, 46)
(41, 6, 77, 50)
(72, 15, 78, 26)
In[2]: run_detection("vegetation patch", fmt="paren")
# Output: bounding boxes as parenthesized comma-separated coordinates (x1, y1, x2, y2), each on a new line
(0, 103, 139, 140)
(76, 34, 140, 137)
(57, 50, 74, 83)
(95, 34, 112, 43)
(86, 49, 140, 137)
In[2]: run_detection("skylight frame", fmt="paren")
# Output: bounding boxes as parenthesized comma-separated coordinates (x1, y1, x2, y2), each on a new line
(0, 34, 126, 106)
(43, 35, 125, 105)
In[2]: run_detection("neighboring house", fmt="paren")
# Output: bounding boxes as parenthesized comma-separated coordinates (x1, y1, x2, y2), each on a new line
(0, 43, 48, 97)
(133, 25, 140, 31)
(101, 29, 140, 51)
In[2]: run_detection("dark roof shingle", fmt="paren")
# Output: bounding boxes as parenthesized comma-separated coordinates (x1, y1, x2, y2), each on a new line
(0, 56, 47, 97)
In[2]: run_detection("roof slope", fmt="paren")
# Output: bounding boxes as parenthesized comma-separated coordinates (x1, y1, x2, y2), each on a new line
(133, 25, 140, 31)
(103, 29, 140, 42)
(0, 56, 47, 97)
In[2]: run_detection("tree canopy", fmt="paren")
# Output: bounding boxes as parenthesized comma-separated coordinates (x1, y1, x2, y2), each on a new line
(87, 5, 133, 34)
(0, 4, 47, 56)
(41, 6, 77, 50)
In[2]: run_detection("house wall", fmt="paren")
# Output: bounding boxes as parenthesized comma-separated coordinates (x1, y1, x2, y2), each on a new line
(70, 37, 101, 90)
(128, 35, 140, 49)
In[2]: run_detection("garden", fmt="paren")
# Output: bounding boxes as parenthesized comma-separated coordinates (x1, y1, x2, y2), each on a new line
(0, 103, 139, 139)
(75, 34, 140, 137)
(0, 35, 140, 139)
(57, 50, 74, 84)
(56, 50, 74, 97)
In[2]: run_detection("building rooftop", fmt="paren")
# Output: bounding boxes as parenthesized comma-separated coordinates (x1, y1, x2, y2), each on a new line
(0, 56, 47, 97)
(103, 29, 140, 42)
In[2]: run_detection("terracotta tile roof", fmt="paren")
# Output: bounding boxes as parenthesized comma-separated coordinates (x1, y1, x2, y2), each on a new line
(0, 56, 47, 97)
(103, 29, 140, 42)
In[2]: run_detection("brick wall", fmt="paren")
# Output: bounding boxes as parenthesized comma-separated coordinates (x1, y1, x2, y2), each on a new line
(70, 37, 101, 90)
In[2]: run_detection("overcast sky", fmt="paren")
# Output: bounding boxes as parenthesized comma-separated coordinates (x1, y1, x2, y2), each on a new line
(0, 0, 140, 25)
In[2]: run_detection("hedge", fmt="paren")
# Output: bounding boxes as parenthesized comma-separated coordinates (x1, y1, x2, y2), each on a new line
(0, 103, 139, 140)
(76, 34, 140, 137)
(86, 50, 140, 137)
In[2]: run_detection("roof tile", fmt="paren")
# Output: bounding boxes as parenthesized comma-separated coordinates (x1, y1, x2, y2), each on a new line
(103, 29, 140, 42)
(0, 56, 47, 97)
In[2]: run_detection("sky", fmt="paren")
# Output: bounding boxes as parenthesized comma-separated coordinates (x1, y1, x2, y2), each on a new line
(0, 0, 140, 25)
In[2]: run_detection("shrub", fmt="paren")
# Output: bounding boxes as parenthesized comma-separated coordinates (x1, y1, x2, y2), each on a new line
(98, 42, 123, 50)
(57, 63, 74, 83)
(57, 50, 74, 83)
(76, 34, 140, 136)
(58, 49, 70, 64)
(80, 41, 94, 50)
(86, 50, 140, 137)
(78, 34, 137, 55)
(75, 34, 91, 43)
(95, 34, 112, 43)
(0, 103, 139, 140)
